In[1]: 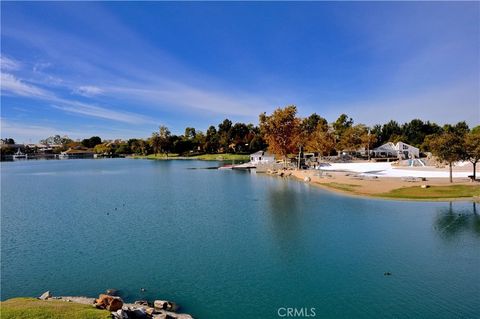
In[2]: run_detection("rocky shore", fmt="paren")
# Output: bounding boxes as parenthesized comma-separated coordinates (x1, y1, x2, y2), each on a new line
(37, 290, 194, 319)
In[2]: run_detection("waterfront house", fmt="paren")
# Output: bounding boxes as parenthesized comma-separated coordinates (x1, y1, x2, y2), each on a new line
(60, 148, 94, 159)
(250, 151, 275, 164)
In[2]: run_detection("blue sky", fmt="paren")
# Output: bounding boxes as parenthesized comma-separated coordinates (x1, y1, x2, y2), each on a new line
(1, 2, 479, 143)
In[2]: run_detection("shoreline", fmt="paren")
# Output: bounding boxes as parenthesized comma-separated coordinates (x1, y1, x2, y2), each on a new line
(273, 169, 480, 203)
(1, 291, 194, 319)
(130, 153, 250, 162)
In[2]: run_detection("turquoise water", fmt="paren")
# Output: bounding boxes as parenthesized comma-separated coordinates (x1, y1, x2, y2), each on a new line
(1, 159, 479, 318)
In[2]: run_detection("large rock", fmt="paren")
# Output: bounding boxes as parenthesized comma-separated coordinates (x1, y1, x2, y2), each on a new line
(153, 312, 193, 319)
(127, 308, 147, 319)
(134, 300, 150, 307)
(106, 288, 119, 296)
(145, 307, 156, 316)
(94, 294, 124, 311)
(38, 291, 51, 300)
(154, 300, 179, 312)
(112, 309, 129, 319)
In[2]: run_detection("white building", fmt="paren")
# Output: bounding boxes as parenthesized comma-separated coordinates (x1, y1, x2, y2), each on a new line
(373, 142, 419, 159)
(250, 151, 275, 164)
(395, 141, 419, 159)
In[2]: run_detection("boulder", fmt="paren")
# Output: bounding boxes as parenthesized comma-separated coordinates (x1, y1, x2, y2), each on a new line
(134, 300, 150, 307)
(154, 300, 179, 312)
(152, 311, 193, 319)
(94, 294, 124, 312)
(112, 309, 129, 319)
(38, 291, 51, 300)
(127, 308, 147, 319)
(106, 288, 119, 296)
(304, 176, 311, 182)
(154, 300, 167, 310)
(145, 307, 156, 316)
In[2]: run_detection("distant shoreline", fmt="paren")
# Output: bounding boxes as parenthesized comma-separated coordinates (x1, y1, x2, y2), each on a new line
(130, 153, 250, 162)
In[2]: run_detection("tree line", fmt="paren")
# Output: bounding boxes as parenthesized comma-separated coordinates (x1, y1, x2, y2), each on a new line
(3, 105, 478, 180)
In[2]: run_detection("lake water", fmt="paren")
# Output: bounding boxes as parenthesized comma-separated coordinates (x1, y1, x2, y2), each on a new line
(1, 159, 479, 318)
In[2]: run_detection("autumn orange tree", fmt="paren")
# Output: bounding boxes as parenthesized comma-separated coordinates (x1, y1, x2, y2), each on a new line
(305, 124, 336, 158)
(337, 124, 369, 154)
(259, 105, 301, 164)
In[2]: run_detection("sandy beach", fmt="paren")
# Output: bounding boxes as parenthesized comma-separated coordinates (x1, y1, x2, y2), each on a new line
(289, 161, 479, 200)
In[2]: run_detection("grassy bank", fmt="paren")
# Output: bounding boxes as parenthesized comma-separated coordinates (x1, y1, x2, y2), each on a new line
(0, 298, 110, 319)
(132, 153, 250, 161)
(380, 185, 480, 200)
(322, 182, 361, 192)
(311, 180, 480, 201)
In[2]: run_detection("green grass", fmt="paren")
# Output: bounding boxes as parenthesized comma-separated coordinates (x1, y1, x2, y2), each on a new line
(323, 182, 361, 192)
(190, 153, 250, 161)
(132, 153, 250, 161)
(0, 298, 111, 319)
(380, 185, 480, 199)
(132, 153, 180, 159)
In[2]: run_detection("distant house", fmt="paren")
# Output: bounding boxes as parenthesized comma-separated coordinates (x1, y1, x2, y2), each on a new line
(373, 142, 419, 159)
(60, 148, 94, 159)
(250, 151, 275, 164)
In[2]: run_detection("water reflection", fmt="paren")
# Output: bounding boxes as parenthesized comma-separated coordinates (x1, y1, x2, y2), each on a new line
(265, 180, 304, 250)
(434, 202, 480, 238)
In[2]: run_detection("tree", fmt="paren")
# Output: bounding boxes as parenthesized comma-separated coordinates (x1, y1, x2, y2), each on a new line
(158, 125, 172, 156)
(305, 124, 336, 157)
(184, 127, 196, 140)
(361, 128, 377, 160)
(248, 134, 267, 152)
(377, 120, 402, 146)
(333, 114, 353, 141)
(93, 143, 113, 155)
(218, 119, 232, 151)
(129, 139, 149, 155)
(229, 123, 249, 152)
(81, 136, 102, 148)
(444, 121, 469, 136)
(193, 131, 206, 152)
(337, 125, 368, 154)
(428, 132, 466, 183)
(149, 132, 161, 155)
(205, 126, 219, 153)
(1, 138, 15, 144)
(465, 128, 480, 180)
(115, 143, 131, 155)
(301, 113, 328, 135)
(259, 105, 300, 163)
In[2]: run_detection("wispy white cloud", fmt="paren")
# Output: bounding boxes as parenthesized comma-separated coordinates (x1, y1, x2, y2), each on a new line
(33, 61, 52, 73)
(73, 85, 104, 97)
(0, 117, 151, 143)
(1, 73, 153, 124)
(0, 55, 21, 71)
(109, 82, 273, 118)
(1, 73, 52, 98)
(0, 118, 75, 142)
(51, 100, 152, 125)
